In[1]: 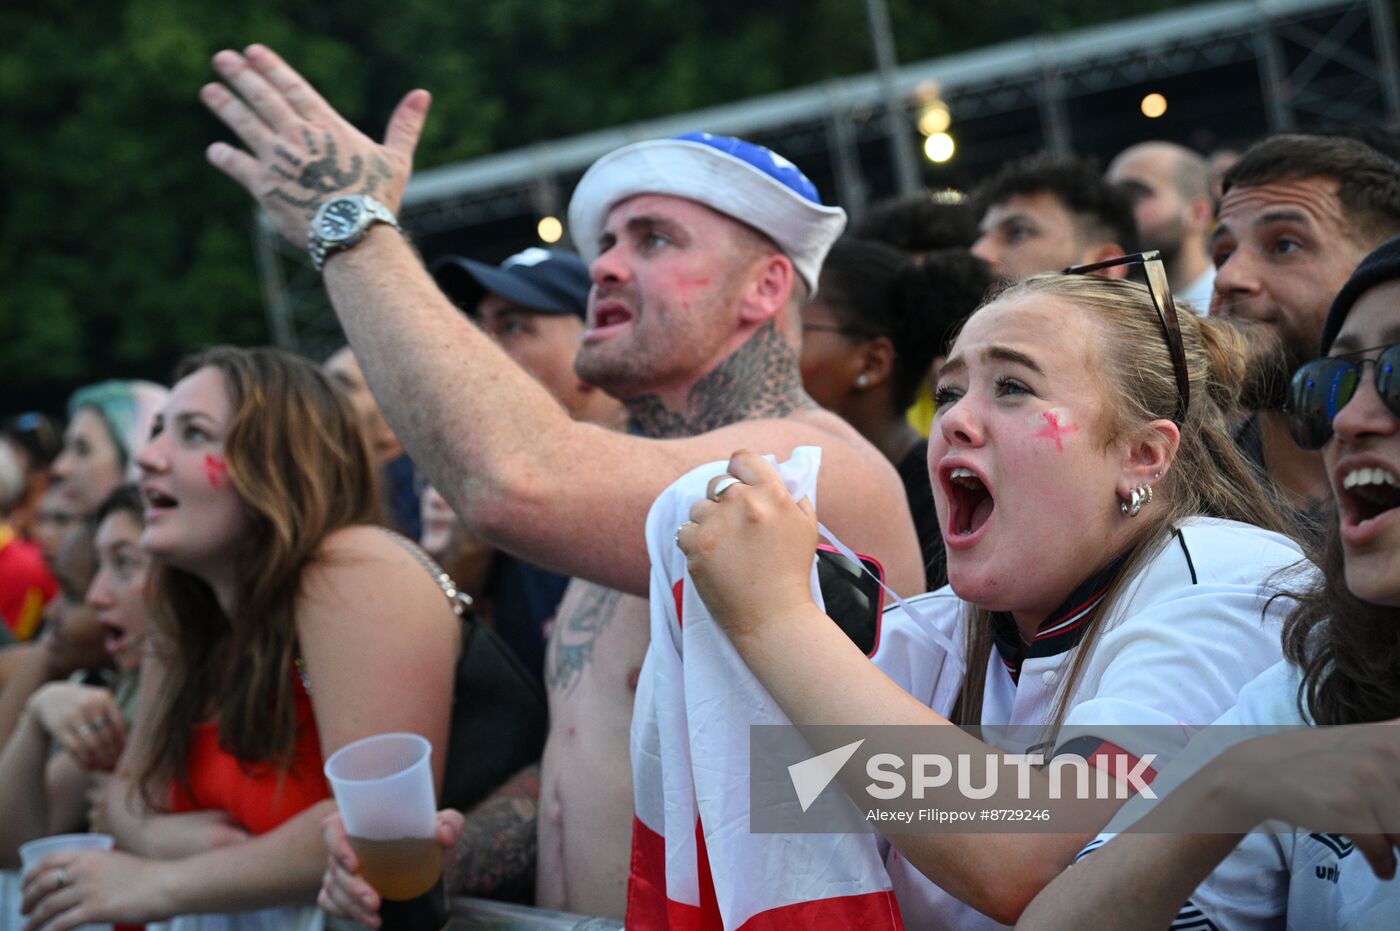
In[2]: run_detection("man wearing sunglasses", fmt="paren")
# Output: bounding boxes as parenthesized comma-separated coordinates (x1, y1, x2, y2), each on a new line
(1288, 234, 1400, 454)
(197, 46, 925, 921)
(1210, 134, 1400, 511)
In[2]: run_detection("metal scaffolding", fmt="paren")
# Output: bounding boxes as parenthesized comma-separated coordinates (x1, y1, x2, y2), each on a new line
(259, 0, 1400, 354)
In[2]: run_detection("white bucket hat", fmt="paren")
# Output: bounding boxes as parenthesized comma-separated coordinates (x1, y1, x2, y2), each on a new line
(567, 132, 847, 296)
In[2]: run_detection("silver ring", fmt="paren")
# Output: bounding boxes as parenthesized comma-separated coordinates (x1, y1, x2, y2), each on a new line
(53, 867, 70, 889)
(709, 475, 741, 502)
(674, 520, 696, 546)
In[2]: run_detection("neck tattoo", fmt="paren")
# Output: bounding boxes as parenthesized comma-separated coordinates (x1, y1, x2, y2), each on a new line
(625, 320, 815, 439)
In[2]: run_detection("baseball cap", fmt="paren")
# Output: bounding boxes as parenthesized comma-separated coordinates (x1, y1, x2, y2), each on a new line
(566, 132, 847, 295)
(430, 248, 591, 318)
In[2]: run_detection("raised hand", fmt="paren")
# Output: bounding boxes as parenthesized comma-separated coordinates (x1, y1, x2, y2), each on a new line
(200, 45, 431, 245)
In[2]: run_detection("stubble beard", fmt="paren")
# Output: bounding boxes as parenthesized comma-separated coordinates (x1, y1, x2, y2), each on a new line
(574, 336, 648, 401)
(574, 309, 691, 402)
(1141, 214, 1184, 268)
(1234, 318, 1316, 412)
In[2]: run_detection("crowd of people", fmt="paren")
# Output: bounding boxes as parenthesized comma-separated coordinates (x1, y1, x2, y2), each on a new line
(1, 40, 1398, 930)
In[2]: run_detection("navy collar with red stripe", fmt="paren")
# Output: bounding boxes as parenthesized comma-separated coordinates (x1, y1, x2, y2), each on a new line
(991, 553, 1130, 685)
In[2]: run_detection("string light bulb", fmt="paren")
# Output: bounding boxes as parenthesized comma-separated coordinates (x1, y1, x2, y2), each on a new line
(537, 216, 563, 243)
(923, 132, 956, 163)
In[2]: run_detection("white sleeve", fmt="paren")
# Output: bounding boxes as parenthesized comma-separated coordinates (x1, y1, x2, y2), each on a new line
(869, 588, 964, 717)
(1075, 662, 1304, 930)
(1060, 584, 1289, 761)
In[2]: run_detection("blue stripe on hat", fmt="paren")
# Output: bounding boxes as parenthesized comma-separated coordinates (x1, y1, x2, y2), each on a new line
(674, 132, 823, 205)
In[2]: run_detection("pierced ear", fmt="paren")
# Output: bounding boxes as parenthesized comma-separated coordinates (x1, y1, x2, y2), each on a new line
(738, 253, 796, 326)
(857, 336, 897, 390)
(1116, 418, 1180, 500)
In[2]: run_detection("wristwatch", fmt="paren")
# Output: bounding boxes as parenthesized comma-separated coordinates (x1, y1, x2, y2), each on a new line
(307, 194, 400, 271)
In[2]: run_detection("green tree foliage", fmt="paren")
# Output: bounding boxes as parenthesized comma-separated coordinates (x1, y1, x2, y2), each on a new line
(0, 0, 1187, 410)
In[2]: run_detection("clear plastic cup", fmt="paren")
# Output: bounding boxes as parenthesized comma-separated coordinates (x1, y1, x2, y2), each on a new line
(18, 833, 115, 931)
(324, 733, 446, 930)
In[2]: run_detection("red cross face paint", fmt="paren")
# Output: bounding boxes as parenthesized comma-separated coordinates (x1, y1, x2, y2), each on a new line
(203, 454, 229, 489)
(929, 293, 1136, 627)
(136, 366, 251, 579)
(1033, 409, 1079, 453)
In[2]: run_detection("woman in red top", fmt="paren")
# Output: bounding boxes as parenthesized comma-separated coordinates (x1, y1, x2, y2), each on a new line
(20, 347, 460, 930)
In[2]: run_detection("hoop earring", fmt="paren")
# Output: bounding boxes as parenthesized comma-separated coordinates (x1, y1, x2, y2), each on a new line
(1120, 483, 1153, 518)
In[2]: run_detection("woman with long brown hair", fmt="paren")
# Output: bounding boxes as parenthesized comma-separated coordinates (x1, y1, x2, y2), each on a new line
(1018, 236, 1400, 929)
(20, 347, 460, 930)
(675, 260, 1309, 927)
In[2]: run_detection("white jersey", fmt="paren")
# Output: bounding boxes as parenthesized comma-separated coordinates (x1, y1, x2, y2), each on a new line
(872, 517, 1308, 930)
(1080, 661, 1400, 930)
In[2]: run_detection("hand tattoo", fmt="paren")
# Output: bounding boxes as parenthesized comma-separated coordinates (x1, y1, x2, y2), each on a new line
(264, 134, 397, 215)
(361, 155, 392, 198)
(265, 131, 364, 212)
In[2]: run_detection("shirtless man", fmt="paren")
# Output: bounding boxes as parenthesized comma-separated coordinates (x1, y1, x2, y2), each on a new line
(197, 46, 923, 920)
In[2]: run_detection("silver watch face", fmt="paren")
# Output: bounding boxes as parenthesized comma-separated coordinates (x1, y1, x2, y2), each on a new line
(316, 198, 364, 242)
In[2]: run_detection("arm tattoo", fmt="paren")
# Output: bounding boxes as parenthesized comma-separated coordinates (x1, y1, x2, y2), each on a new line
(444, 765, 540, 902)
(546, 583, 623, 695)
(626, 320, 816, 438)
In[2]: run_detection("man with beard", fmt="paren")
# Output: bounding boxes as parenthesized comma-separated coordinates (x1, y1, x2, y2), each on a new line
(1107, 141, 1216, 314)
(197, 46, 923, 920)
(1211, 134, 1400, 509)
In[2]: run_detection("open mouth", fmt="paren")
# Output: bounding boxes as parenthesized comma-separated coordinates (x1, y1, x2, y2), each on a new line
(143, 486, 178, 511)
(99, 619, 129, 657)
(588, 300, 634, 335)
(942, 466, 996, 540)
(1339, 466, 1400, 531)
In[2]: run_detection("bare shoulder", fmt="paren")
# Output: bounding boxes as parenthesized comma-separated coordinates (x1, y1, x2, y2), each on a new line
(297, 525, 459, 635)
(685, 406, 881, 466)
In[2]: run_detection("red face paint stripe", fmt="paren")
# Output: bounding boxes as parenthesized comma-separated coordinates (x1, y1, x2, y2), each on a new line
(203, 454, 229, 489)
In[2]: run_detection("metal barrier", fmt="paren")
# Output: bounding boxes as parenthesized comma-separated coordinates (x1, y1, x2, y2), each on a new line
(447, 898, 623, 930)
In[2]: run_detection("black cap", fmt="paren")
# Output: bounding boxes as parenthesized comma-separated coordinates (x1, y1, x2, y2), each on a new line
(430, 248, 590, 318)
(1320, 234, 1400, 354)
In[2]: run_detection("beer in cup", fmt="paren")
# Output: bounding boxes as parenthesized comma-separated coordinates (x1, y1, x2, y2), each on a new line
(324, 733, 447, 931)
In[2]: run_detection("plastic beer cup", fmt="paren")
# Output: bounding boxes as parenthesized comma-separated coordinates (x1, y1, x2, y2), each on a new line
(324, 733, 447, 931)
(18, 833, 115, 931)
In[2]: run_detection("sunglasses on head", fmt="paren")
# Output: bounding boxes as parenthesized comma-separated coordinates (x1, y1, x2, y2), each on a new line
(1062, 250, 1190, 424)
(1286, 344, 1400, 450)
